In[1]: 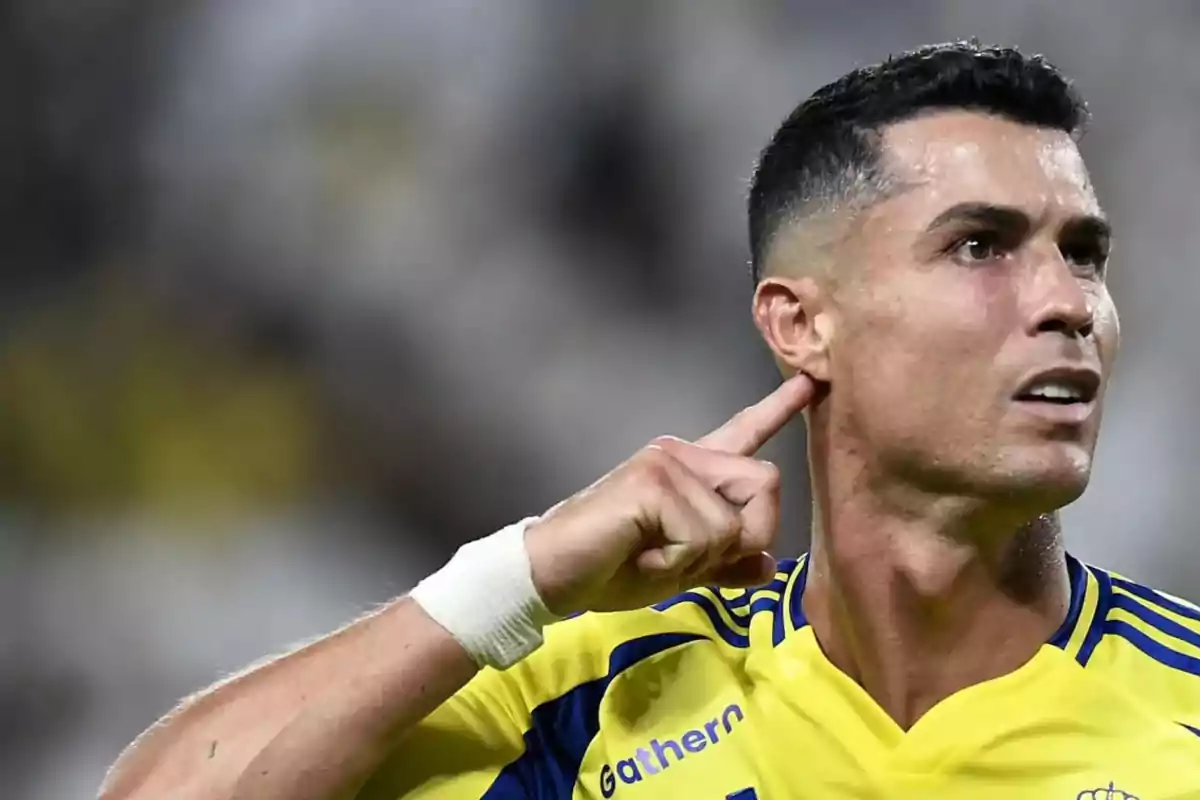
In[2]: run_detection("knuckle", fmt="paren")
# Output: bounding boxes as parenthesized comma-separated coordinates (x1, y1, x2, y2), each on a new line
(633, 447, 677, 491)
(757, 459, 782, 488)
(744, 505, 780, 548)
(648, 434, 686, 451)
(639, 441, 672, 463)
(714, 508, 743, 542)
(745, 518, 776, 549)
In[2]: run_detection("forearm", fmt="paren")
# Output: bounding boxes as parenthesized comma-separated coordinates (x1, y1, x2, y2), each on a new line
(99, 598, 478, 800)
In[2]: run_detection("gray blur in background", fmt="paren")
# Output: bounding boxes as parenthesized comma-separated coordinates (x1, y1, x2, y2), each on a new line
(2, 1, 1198, 797)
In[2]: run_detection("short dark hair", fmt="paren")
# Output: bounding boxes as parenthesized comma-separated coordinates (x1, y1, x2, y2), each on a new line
(747, 40, 1089, 282)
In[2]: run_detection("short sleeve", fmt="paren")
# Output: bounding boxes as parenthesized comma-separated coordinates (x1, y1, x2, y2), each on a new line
(356, 665, 531, 799)
(355, 606, 700, 799)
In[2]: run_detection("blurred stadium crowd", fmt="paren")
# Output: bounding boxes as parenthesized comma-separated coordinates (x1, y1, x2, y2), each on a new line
(3, 1, 1199, 797)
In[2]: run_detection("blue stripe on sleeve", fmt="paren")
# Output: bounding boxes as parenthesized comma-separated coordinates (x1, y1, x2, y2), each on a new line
(1183, 723, 1200, 739)
(746, 597, 781, 617)
(1110, 592, 1200, 651)
(1076, 566, 1112, 666)
(1103, 619, 1200, 677)
(724, 577, 788, 609)
(1110, 576, 1200, 623)
(482, 632, 707, 799)
(654, 560, 801, 649)
(654, 591, 750, 648)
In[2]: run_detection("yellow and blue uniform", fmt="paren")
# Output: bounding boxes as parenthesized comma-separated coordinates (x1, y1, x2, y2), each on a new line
(364, 554, 1200, 798)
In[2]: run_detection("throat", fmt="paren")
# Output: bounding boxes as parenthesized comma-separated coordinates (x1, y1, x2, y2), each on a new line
(801, 518, 1070, 731)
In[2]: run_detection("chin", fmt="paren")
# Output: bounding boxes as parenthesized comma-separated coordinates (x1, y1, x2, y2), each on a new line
(984, 445, 1094, 511)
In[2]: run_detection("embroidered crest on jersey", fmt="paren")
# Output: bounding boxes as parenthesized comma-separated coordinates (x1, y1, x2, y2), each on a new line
(1075, 782, 1139, 800)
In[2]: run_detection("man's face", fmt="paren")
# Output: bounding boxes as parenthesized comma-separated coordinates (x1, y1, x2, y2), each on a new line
(827, 110, 1118, 509)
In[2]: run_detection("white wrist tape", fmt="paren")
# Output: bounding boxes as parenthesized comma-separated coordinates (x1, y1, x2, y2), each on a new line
(410, 517, 559, 670)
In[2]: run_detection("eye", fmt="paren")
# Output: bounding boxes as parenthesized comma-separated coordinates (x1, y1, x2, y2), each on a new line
(1060, 239, 1110, 279)
(949, 232, 1009, 265)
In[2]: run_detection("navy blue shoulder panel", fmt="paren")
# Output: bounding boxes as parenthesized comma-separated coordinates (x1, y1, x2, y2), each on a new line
(482, 632, 706, 799)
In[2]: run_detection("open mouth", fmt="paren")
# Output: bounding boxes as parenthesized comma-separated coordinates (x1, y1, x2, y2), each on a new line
(1013, 367, 1100, 406)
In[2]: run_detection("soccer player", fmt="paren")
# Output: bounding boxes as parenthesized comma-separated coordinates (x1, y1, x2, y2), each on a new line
(101, 41, 1200, 800)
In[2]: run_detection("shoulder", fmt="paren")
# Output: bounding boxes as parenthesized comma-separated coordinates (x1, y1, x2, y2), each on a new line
(1077, 560, 1200, 730)
(488, 556, 810, 710)
(651, 554, 810, 650)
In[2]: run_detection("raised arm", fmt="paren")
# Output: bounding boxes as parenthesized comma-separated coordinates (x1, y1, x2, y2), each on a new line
(99, 374, 813, 800)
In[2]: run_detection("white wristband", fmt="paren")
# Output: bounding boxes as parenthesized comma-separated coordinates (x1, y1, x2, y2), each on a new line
(410, 517, 560, 670)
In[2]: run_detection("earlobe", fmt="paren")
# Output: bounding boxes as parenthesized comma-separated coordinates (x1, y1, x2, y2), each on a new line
(752, 277, 833, 382)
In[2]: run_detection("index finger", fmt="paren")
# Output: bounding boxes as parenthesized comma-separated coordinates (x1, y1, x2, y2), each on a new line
(696, 373, 815, 455)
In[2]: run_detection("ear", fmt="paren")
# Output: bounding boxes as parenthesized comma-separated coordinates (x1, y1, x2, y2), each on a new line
(752, 276, 834, 382)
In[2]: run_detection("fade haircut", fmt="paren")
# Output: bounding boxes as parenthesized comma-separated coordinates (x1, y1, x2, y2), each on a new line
(747, 40, 1089, 282)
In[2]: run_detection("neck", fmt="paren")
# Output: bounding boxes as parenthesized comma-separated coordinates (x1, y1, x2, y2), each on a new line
(801, 429, 1071, 730)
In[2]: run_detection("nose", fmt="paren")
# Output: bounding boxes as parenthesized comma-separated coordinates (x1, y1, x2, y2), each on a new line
(1025, 254, 1095, 339)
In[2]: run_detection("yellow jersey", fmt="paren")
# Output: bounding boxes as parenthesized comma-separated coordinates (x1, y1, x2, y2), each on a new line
(363, 554, 1200, 798)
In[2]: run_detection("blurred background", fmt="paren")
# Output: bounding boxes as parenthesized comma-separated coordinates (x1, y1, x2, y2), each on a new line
(3, 1, 1198, 796)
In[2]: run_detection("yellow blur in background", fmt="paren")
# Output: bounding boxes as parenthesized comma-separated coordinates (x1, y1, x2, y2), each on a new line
(2, 2, 1198, 798)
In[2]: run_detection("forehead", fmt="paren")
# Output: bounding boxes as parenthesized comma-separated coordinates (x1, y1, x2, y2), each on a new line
(878, 110, 1101, 220)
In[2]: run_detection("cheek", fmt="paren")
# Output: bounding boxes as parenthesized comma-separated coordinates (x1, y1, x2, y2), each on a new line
(838, 273, 1007, 382)
(832, 286, 918, 388)
(1092, 287, 1120, 363)
(833, 299, 954, 423)
(831, 274, 1014, 440)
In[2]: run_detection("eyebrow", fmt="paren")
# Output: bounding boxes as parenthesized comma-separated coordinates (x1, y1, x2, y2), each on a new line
(924, 202, 1111, 241)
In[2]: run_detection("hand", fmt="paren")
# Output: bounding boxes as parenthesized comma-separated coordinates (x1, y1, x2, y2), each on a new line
(525, 373, 815, 616)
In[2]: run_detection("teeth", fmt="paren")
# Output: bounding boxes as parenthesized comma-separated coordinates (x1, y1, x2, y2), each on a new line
(1026, 382, 1081, 401)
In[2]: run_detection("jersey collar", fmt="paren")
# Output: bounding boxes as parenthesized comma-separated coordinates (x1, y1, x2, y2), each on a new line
(785, 550, 1098, 655)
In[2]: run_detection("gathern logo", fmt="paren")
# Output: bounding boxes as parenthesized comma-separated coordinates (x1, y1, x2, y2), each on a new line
(599, 703, 745, 798)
